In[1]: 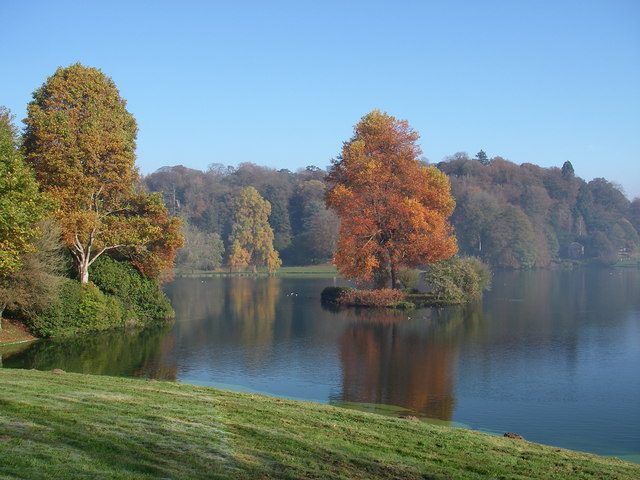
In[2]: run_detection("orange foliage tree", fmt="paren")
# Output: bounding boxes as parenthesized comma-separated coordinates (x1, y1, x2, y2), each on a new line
(22, 64, 182, 283)
(325, 110, 457, 288)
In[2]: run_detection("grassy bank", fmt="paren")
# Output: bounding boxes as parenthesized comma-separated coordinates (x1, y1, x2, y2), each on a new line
(1, 369, 637, 479)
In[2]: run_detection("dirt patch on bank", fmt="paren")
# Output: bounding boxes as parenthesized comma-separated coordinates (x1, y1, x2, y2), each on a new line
(0, 318, 37, 345)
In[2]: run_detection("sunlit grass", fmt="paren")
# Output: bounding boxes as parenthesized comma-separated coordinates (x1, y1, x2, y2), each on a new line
(1, 369, 638, 479)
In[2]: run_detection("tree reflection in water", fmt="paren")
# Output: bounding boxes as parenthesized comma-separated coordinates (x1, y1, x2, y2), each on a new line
(337, 304, 484, 422)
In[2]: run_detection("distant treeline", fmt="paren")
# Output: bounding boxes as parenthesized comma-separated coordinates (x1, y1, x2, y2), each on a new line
(142, 164, 338, 269)
(142, 155, 640, 269)
(440, 153, 639, 267)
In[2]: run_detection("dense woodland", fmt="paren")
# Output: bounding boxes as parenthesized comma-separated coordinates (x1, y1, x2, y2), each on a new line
(143, 153, 640, 271)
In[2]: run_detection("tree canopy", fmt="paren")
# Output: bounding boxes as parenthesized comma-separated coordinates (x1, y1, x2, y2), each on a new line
(22, 64, 182, 283)
(440, 153, 639, 266)
(0, 107, 48, 280)
(326, 110, 457, 288)
(227, 186, 281, 273)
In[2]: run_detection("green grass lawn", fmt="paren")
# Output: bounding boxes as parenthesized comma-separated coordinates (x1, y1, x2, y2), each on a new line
(0, 369, 637, 479)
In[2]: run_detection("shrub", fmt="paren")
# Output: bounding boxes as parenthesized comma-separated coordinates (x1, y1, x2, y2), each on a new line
(89, 256, 174, 325)
(388, 301, 416, 310)
(398, 269, 420, 290)
(337, 288, 405, 308)
(425, 256, 492, 303)
(28, 280, 125, 337)
(321, 286, 354, 304)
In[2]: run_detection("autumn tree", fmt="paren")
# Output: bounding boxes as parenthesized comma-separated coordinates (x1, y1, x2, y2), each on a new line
(22, 64, 182, 283)
(326, 110, 457, 288)
(227, 187, 281, 273)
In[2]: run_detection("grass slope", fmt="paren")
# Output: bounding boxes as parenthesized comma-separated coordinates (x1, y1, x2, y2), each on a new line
(0, 369, 637, 480)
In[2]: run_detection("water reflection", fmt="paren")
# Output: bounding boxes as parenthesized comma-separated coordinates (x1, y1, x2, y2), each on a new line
(1, 325, 175, 379)
(337, 305, 484, 422)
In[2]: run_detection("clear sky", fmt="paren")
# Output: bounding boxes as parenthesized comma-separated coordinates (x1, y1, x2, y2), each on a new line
(2, 0, 639, 199)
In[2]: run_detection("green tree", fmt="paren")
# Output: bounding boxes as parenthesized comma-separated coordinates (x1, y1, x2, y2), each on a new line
(22, 64, 182, 283)
(263, 185, 292, 252)
(451, 190, 499, 255)
(561, 161, 575, 179)
(0, 107, 48, 281)
(177, 223, 225, 271)
(486, 205, 537, 268)
(475, 150, 490, 166)
(425, 256, 491, 303)
(0, 107, 49, 328)
(227, 187, 281, 273)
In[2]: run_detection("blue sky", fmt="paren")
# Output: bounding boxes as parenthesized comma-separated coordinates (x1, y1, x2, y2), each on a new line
(2, 0, 639, 198)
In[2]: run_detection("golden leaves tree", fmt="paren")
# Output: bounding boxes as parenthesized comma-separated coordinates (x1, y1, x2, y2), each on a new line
(227, 187, 281, 273)
(22, 64, 182, 283)
(325, 110, 457, 288)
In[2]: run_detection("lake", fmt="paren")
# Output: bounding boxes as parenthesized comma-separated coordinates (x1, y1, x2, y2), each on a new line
(2, 268, 639, 462)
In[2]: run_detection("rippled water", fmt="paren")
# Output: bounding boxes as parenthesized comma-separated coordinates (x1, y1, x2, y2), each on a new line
(3, 268, 639, 462)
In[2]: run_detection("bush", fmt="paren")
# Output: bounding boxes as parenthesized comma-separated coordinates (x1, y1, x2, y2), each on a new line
(425, 256, 492, 303)
(388, 301, 416, 310)
(398, 269, 420, 290)
(89, 256, 174, 325)
(28, 280, 125, 337)
(321, 286, 354, 304)
(337, 288, 405, 308)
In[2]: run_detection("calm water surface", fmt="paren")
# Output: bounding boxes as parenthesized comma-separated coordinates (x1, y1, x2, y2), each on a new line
(2, 268, 639, 462)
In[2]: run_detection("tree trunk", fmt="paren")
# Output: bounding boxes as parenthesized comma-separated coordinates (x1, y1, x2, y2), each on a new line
(390, 264, 398, 290)
(0, 303, 5, 330)
(79, 258, 90, 283)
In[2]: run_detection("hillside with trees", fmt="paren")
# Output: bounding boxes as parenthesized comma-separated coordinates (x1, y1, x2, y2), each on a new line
(143, 152, 638, 271)
(141, 163, 339, 269)
(439, 152, 639, 268)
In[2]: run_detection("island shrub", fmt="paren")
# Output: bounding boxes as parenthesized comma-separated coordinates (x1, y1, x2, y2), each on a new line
(337, 288, 405, 308)
(320, 286, 354, 304)
(28, 280, 125, 337)
(89, 256, 174, 325)
(387, 300, 416, 310)
(425, 256, 491, 303)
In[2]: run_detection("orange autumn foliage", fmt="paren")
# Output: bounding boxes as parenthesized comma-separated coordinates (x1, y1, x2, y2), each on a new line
(325, 110, 457, 288)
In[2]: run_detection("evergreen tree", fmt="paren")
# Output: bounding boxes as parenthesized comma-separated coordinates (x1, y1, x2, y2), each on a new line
(475, 150, 490, 166)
